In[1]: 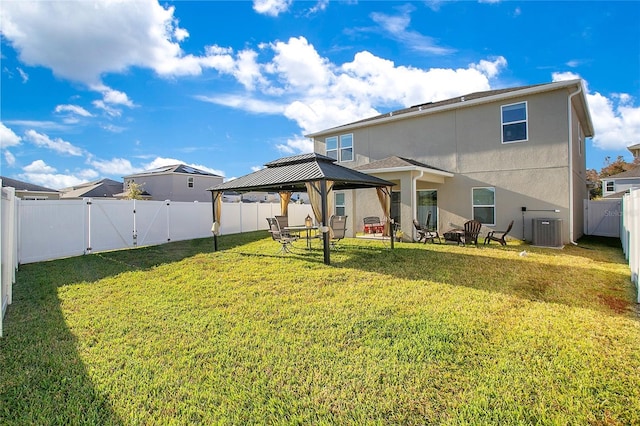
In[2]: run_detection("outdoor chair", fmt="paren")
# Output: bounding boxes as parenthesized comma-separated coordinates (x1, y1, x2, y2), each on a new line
(266, 218, 297, 253)
(484, 220, 514, 246)
(461, 219, 482, 246)
(363, 216, 384, 234)
(423, 212, 441, 244)
(329, 215, 348, 249)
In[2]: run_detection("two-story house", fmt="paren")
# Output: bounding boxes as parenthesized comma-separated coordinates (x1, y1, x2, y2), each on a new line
(601, 144, 640, 199)
(306, 79, 594, 245)
(122, 164, 223, 202)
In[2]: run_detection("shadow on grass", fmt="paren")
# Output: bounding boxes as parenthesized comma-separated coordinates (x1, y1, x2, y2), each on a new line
(328, 238, 635, 317)
(0, 231, 270, 424)
(0, 267, 122, 425)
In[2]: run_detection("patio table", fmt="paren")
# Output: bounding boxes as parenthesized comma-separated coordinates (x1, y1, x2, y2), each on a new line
(285, 225, 318, 250)
(443, 229, 464, 245)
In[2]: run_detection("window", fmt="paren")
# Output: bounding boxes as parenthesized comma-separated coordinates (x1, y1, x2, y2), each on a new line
(187, 177, 194, 188)
(326, 136, 338, 160)
(335, 192, 345, 216)
(501, 102, 527, 143)
(340, 134, 353, 161)
(578, 125, 583, 156)
(325, 133, 354, 162)
(605, 181, 614, 193)
(472, 187, 495, 225)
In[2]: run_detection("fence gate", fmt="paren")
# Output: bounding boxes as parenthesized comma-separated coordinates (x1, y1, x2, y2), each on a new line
(584, 199, 621, 237)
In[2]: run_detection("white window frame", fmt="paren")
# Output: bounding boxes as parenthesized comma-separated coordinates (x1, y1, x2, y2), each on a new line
(472, 187, 496, 226)
(335, 192, 346, 216)
(578, 125, 583, 156)
(501, 101, 528, 144)
(325, 136, 338, 160)
(605, 181, 614, 193)
(339, 134, 353, 162)
(187, 177, 194, 188)
(325, 133, 354, 162)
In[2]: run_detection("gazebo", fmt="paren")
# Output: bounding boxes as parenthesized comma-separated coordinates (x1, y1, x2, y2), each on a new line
(207, 153, 395, 265)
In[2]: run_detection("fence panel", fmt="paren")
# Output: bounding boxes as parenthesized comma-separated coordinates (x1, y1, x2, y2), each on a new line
(1, 185, 18, 336)
(622, 189, 639, 302)
(19, 199, 86, 264)
(88, 199, 136, 253)
(584, 199, 621, 237)
(135, 200, 171, 247)
(168, 202, 213, 242)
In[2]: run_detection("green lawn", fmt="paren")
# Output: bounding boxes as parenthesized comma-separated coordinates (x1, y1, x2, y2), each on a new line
(1, 233, 639, 425)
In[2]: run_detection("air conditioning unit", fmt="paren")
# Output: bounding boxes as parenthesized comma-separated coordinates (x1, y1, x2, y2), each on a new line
(532, 218, 563, 248)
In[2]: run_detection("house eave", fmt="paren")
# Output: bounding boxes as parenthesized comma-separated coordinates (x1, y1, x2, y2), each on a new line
(361, 166, 454, 178)
(306, 79, 593, 138)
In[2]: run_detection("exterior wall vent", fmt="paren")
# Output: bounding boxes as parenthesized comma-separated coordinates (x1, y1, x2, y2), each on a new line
(532, 218, 563, 248)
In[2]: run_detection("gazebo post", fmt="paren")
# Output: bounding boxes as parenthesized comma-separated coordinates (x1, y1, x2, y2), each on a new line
(320, 179, 330, 265)
(211, 191, 218, 252)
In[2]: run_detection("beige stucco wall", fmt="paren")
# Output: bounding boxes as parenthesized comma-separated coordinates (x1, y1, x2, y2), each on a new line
(130, 174, 222, 202)
(314, 87, 589, 244)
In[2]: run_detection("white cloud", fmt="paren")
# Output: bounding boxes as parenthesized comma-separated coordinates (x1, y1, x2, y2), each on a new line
(54, 104, 93, 117)
(196, 94, 285, 114)
(1, 122, 22, 148)
(553, 72, 640, 151)
(370, 5, 454, 55)
(253, 0, 292, 17)
(197, 36, 510, 153)
(276, 136, 313, 154)
(0, 0, 195, 84)
(23, 130, 84, 156)
(17, 67, 28, 83)
(23, 159, 56, 174)
(4, 151, 16, 166)
(89, 158, 138, 176)
(470, 57, 508, 79)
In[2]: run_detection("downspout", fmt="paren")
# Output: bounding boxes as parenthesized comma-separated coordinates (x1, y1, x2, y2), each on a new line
(568, 84, 582, 245)
(412, 170, 424, 240)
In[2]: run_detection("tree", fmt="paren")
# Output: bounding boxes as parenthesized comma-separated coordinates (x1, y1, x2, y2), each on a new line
(587, 155, 640, 199)
(125, 182, 144, 200)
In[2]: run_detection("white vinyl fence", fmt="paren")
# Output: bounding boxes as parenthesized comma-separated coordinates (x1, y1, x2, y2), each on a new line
(584, 199, 622, 237)
(17, 198, 313, 265)
(621, 189, 640, 303)
(1, 183, 18, 337)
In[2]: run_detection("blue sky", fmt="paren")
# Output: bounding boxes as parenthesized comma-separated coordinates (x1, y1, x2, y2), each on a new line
(1, 0, 639, 189)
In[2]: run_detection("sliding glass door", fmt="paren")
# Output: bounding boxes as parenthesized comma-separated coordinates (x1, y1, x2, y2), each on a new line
(417, 190, 438, 228)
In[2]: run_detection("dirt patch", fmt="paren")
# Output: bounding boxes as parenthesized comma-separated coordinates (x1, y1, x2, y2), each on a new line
(597, 294, 633, 315)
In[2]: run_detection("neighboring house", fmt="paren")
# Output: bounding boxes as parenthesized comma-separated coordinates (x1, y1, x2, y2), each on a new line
(627, 143, 640, 159)
(240, 191, 280, 203)
(601, 165, 640, 199)
(0, 176, 60, 200)
(307, 79, 594, 244)
(122, 164, 223, 202)
(59, 178, 124, 199)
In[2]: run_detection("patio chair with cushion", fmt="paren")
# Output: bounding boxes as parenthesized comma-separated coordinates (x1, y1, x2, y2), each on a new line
(329, 215, 348, 249)
(266, 217, 297, 253)
(461, 219, 482, 246)
(484, 220, 514, 246)
(363, 216, 384, 234)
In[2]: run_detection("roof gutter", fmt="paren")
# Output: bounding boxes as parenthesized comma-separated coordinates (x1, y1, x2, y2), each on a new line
(359, 166, 454, 177)
(306, 80, 585, 139)
(568, 83, 583, 245)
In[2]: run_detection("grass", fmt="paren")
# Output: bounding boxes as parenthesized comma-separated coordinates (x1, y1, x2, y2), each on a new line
(1, 232, 639, 425)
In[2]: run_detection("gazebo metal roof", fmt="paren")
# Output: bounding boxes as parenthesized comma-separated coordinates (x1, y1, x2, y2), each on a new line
(207, 153, 396, 265)
(208, 153, 394, 193)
